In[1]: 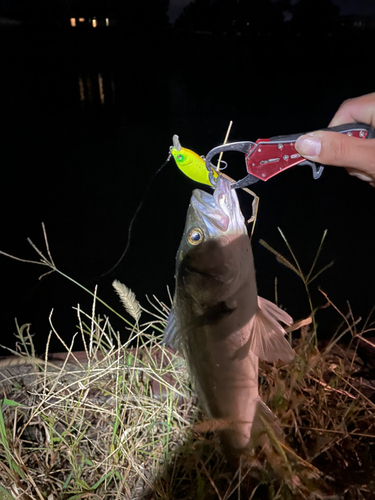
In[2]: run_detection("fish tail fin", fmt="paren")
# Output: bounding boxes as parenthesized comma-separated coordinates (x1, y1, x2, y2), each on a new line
(252, 398, 284, 447)
(251, 398, 293, 476)
(247, 296, 294, 362)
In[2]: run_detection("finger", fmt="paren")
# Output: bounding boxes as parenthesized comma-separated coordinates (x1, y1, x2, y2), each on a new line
(295, 131, 375, 183)
(328, 92, 375, 127)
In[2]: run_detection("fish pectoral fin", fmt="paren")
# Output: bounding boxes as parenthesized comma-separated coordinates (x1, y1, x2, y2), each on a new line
(285, 315, 313, 332)
(258, 296, 293, 326)
(162, 308, 179, 350)
(246, 296, 294, 363)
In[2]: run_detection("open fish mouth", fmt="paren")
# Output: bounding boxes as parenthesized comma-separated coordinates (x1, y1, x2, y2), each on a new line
(191, 176, 246, 236)
(191, 189, 230, 232)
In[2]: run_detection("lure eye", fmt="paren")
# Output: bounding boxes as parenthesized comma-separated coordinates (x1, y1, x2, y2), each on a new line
(176, 154, 183, 161)
(187, 227, 204, 245)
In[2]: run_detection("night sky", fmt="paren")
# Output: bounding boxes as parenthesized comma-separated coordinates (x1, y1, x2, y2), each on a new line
(1, 0, 375, 23)
(168, 0, 375, 22)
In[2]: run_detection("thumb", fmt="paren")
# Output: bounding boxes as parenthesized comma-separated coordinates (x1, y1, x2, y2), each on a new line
(295, 131, 375, 184)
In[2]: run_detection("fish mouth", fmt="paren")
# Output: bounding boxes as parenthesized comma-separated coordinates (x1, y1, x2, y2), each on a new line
(190, 176, 245, 235)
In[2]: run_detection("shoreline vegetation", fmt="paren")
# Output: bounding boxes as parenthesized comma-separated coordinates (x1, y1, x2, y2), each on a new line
(0, 228, 375, 498)
(0, 26, 374, 62)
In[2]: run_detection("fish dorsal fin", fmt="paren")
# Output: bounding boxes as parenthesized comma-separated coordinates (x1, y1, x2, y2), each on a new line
(246, 297, 294, 363)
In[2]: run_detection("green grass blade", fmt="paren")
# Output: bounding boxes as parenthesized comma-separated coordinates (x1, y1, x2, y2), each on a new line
(259, 239, 302, 278)
(1, 399, 23, 407)
(66, 493, 94, 500)
(91, 470, 116, 489)
(0, 485, 14, 500)
(307, 261, 334, 285)
(306, 229, 328, 283)
(259, 414, 293, 477)
(62, 470, 74, 489)
(277, 227, 305, 279)
(0, 407, 24, 478)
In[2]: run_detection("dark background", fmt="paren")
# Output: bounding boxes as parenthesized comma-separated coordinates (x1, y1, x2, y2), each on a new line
(1, 0, 375, 356)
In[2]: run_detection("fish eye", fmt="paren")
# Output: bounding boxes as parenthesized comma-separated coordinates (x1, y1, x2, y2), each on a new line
(187, 227, 204, 245)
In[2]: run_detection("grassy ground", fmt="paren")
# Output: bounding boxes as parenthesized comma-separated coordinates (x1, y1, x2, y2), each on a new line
(0, 227, 374, 499)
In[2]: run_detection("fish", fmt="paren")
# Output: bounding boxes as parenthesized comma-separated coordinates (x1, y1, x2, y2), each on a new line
(164, 175, 294, 456)
(170, 135, 218, 186)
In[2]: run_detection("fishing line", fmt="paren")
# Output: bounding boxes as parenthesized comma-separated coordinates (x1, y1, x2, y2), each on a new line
(98, 155, 172, 278)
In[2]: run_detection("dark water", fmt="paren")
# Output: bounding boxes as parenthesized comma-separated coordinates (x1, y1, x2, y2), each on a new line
(1, 27, 375, 355)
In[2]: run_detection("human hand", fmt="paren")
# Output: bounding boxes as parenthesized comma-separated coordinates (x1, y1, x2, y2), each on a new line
(295, 93, 375, 186)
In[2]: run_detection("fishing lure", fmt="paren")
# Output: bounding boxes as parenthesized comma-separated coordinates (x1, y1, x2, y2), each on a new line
(170, 134, 259, 229)
(170, 135, 218, 186)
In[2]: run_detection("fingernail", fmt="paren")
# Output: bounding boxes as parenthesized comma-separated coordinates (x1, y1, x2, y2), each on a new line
(348, 171, 373, 182)
(295, 134, 321, 157)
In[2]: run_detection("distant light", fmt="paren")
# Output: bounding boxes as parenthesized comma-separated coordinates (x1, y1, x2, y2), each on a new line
(106, 18, 109, 27)
(78, 75, 85, 102)
(92, 18, 97, 28)
(98, 73, 105, 104)
(78, 18, 85, 23)
(70, 18, 76, 27)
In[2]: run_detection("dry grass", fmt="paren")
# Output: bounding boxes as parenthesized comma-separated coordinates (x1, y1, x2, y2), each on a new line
(0, 226, 374, 499)
(0, 305, 194, 499)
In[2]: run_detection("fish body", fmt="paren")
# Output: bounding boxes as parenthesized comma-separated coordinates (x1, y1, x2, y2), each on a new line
(170, 134, 218, 186)
(164, 176, 294, 454)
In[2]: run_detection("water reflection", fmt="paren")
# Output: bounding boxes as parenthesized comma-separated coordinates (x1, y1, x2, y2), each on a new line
(98, 73, 104, 104)
(77, 71, 114, 106)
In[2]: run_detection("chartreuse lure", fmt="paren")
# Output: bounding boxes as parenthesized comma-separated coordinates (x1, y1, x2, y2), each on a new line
(170, 135, 218, 186)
